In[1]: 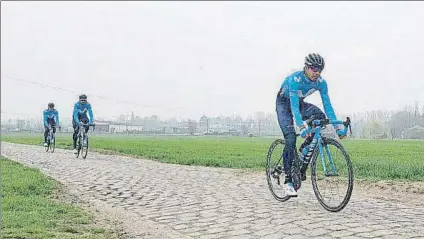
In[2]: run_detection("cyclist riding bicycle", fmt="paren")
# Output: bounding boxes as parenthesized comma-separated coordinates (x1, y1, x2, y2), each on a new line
(72, 94, 94, 154)
(43, 102, 59, 147)
(276, 53, 347, 197)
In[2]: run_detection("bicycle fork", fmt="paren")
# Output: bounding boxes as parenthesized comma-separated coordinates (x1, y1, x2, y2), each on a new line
(50, 131, 54, 143)
(317, 140, 338, 177)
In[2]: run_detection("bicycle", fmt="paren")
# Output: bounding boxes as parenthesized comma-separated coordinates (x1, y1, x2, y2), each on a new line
(75, 123, 95, 159)
(45, 125, 56, 153)
(266, 116, 353, 212)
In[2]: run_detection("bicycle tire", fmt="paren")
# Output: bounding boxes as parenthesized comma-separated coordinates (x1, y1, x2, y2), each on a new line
(45, 140, 50, 152)
(310, 137, 354, 212)
(81, 135, 88, 159)
(75, 136, 81, 158)
(266, 139, 290, 202)
(50, 135, 55, 153)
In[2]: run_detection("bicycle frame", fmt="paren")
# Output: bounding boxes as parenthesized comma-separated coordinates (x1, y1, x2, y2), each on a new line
(77, 123, 95, 146)
(48, 125, 55, 142)
(304, 119, 350, 177)
(77, 124, 89, 145)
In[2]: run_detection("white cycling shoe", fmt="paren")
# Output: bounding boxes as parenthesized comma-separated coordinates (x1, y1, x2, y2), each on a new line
(284, 182, 298, 197)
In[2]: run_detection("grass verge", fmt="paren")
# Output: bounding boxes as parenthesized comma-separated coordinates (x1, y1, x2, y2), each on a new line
(1, 156, 121, 239)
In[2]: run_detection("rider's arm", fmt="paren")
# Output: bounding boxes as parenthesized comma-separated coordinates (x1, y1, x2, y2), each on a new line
(288, 80, 304, 128)
(73, 103, 80, 125)
(319, 80, 342, 129)
(43, 110, 48, 127)
(87, 103, 94, 124)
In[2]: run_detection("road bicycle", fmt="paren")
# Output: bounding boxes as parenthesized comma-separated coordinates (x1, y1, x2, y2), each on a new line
(266, 116, 353, 212)
(75, 123, 96, 159)
(45, 125, 56, 153)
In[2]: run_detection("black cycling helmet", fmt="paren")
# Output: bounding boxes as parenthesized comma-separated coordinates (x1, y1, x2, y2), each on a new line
(79, 94, 87, 100)
(48, 102, 54, 108)
(305, 53, 325, 70)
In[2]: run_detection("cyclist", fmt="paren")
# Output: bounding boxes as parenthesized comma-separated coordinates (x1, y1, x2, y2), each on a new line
(72, 94, 94, 154)
(43, 102, 59, 146)
(276, 53, 346, 197)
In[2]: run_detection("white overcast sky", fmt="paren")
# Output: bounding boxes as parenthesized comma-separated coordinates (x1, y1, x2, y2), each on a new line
(2, 1, 424, 120)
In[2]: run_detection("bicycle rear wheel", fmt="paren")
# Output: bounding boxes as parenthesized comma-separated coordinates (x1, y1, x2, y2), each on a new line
(310, 137, 354, 212)
(266, 139, 290, 202)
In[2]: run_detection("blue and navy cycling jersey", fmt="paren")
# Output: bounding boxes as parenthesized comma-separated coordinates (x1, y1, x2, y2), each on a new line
(278, 70, 338, 128)
(43, 109, 59, 126)
(73, 102, 94, 124)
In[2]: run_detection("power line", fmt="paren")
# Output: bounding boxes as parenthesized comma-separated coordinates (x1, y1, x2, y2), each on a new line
(1, 111, 37, 118)
(1, 75, 182, 112)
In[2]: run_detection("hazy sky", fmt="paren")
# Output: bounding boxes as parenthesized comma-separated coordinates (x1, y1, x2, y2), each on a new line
(2, 1, 424, 121)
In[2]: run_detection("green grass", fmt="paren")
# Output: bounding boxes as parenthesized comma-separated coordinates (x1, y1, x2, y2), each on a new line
(0, 156, 119, 239)
(2, 133, 424, 181)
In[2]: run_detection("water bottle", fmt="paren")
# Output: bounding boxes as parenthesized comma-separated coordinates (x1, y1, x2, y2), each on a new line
(299, 135, 317, 167)
(304, 137, 318, 162)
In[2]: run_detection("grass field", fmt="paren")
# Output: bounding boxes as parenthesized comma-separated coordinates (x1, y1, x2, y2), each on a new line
(2, 132, 424, 181)
(0, 156, 120, 239)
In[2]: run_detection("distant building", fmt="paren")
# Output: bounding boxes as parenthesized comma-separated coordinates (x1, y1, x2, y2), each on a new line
(93, 121, 110, 133)
(402, 125, 424, 139)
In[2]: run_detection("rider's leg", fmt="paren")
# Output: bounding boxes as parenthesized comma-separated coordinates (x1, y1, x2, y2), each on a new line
(300, 102, 326, 121)
(299, 102, 326, 180)
(282, 132, 297, 182)
(276, 97, 297, 179)
(276, 97, 298, 196)
(43, 126, 49, 144)
(72, 119, 78, 149)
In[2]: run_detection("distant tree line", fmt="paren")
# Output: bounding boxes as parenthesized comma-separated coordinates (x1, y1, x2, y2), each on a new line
(2, 102, 424, 139)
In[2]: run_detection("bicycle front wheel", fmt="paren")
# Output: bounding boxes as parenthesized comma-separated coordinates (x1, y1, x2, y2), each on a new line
(266, 139, 290, 202)
(310, 137, 354, 212)
(45, 140, 50, 152)
(81, 136, 89, 159)
(75, 138, 81, 158)
(50, 135, 55, 153)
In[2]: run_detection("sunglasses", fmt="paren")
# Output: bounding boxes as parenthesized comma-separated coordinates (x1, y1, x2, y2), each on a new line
(309, 66, 323, 73)
(80, 99, 87, 102)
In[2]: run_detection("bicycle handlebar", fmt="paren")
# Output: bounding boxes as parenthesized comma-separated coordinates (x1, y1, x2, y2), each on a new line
(79, 123, 96, 131)
(299, 116, 353, 137)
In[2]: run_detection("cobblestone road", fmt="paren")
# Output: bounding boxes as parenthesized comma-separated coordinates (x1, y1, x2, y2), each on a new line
(2, 142, 424, 239)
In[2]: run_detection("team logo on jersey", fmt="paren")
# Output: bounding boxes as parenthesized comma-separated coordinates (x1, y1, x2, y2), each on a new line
(294, 76, 301, 82)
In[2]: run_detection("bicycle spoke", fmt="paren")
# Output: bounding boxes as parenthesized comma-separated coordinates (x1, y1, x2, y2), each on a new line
(266, 139, 290, 202)
(311, 138, 353, 212)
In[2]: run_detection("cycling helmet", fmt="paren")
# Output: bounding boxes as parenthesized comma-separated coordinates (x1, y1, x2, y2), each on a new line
(48, 102, 54, 108)
(305, 53, 325, 70)
(79, 94, 87, 100)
